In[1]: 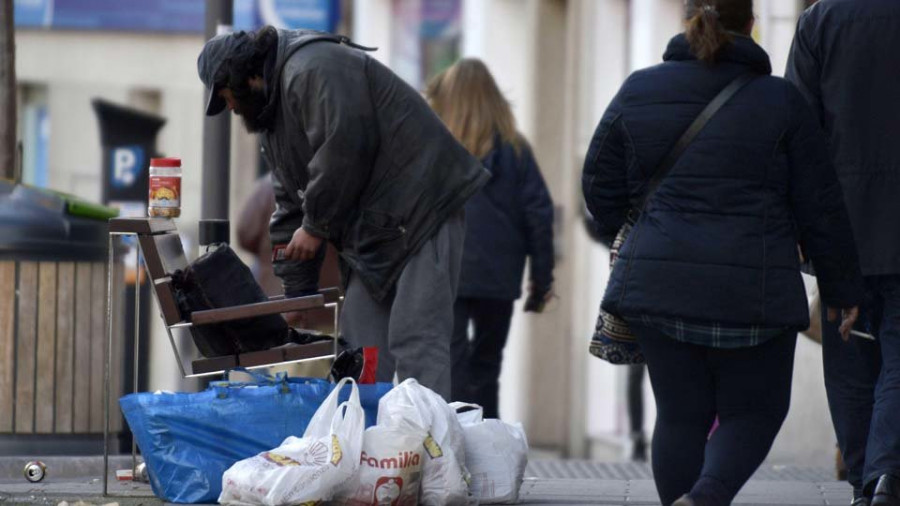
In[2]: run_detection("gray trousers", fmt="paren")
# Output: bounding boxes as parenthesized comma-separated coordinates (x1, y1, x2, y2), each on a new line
(341, 211, 464, 400)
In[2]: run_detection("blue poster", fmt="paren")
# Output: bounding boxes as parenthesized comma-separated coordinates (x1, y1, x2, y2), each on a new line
(14, 0, 338, 33)
(236, 0, 339, 32)
(13, 0, 52, 27)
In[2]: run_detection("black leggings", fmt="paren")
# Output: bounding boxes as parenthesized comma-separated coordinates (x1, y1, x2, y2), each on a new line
(631, 323, 797, 506)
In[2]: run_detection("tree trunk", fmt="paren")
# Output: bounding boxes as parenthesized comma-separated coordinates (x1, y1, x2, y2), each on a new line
(0, 0, 16, 181)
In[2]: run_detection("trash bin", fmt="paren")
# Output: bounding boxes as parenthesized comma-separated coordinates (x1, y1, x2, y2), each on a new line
(0, 181, 125, 455)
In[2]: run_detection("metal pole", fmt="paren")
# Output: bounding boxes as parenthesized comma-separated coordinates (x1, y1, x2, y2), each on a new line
(132, 247, 141, 476)
(333, 300, 341, 364)
(163, 324, 189, 378)
(201, 0, 234, 220)
(103, 235, 114, 496)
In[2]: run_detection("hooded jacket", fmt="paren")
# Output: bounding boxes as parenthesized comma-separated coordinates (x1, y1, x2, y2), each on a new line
(260, 30, 490, 301)
(583, 34, 864, 331)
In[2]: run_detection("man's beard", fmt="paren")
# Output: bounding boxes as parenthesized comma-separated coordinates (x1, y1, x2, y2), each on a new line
(233, 87, 271, 133)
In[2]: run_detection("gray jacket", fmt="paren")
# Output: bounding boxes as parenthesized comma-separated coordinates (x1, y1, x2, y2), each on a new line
(262, 30, 489, 301)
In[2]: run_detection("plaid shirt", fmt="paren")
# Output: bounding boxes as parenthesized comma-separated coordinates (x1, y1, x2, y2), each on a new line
(634, 315, 789, 348)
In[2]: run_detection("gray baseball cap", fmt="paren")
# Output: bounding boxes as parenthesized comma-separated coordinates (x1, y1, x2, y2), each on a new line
(197, 32, 247, 116)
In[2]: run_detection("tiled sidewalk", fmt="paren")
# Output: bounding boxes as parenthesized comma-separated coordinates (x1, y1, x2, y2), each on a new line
(520, 461, 852, 505)
(0, 458, 853, 505)
(519, 478, 851, 505)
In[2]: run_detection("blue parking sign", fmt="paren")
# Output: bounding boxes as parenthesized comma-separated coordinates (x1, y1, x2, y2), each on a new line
(110, 145, 145, 189)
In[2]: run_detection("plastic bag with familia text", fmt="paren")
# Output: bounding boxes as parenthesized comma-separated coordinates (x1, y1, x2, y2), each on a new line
(218, 378, 365, 506)
(376, 379, 471, 506)
(333, 418, 427, 506)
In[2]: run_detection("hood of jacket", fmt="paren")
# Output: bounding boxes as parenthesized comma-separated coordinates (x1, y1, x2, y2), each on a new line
(663, 33, 773, 76)
(258, 29, 374, 127)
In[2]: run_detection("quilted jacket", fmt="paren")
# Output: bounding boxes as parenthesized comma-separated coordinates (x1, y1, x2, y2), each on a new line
(583, 33, 864, 331)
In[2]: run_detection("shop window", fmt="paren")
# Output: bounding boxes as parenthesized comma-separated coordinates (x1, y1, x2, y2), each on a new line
(18, 84, 49, 188)
(391, 0, 461, 90)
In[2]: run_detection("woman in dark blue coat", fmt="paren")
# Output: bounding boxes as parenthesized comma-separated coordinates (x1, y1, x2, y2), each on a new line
(427, 59, 555, 419)
(583, 1, 864, 504)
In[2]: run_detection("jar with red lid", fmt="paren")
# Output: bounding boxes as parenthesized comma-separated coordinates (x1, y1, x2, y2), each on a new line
(148, 157, 182, 218)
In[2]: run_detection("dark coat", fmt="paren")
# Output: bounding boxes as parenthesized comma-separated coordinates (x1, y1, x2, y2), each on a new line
(786, 0, 900, 276)
(582, 34, 864, 331)
(458, 139, 555, 300)
(260, 30, 490, 301)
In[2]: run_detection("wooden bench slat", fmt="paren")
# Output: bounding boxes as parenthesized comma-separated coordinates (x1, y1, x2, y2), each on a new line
(190, 355, 238, 376)
(89, 263, 106, 432)
(0, 262, 15, 432)
(282, 341, 335, 362)
(238, 349, 286, 368)
(154, 280, 183, 326)
(35, 262, 57, 433)
(14, 262, 38, 433)
(73, 263, 92, 433)
(191, 295, 325, 326)
(55, 262, 75, 433)
(138, 234, 188, 281)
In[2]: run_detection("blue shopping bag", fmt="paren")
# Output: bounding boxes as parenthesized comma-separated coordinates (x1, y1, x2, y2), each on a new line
(120, 371, 391, 504)
(341, 379, 393, 427)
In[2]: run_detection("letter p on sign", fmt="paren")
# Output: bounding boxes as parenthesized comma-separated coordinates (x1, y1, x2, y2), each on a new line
(111, 145, 144, 189)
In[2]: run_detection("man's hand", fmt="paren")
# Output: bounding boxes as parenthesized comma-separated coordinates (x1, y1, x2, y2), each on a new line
(827, 306, 859, 341)
(524, 283, 553, 313)
(284, 228, 323, 261)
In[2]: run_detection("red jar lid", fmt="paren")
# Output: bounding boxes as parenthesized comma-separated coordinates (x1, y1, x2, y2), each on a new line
(150, 157, 181, 167)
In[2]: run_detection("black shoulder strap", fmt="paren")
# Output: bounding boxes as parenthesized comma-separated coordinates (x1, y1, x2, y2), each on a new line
(257, 33, 377, 126)
(336, 35, 378, 52)
(291, 33, 378, 52)
(638, 73, 757, 211)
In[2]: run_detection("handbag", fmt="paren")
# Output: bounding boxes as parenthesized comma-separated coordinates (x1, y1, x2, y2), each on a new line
(590, 73, 757, 365)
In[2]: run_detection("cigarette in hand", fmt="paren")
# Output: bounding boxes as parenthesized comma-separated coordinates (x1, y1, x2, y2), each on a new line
(850, 330, 876, 341)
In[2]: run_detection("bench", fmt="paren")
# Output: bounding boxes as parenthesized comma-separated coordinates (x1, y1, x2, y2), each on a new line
(107, 217, 339, 378)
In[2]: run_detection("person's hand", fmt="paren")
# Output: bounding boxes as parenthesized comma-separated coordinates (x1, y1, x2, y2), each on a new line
(524, 283, 553, 313)
(284, 228, 323, 261)
(827, 306, 859, 341)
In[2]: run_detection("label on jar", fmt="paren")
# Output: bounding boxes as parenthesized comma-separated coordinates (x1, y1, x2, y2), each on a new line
(149, 176, 181, 208)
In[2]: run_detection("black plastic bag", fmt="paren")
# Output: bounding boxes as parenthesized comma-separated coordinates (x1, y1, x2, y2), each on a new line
(330, 347, 378, 384)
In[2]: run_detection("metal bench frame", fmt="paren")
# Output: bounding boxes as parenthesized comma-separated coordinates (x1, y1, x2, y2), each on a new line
(101, 217, 340, 495)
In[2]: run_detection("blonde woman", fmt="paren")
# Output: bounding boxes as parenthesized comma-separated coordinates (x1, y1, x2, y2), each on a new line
(426, 59, 555, 418)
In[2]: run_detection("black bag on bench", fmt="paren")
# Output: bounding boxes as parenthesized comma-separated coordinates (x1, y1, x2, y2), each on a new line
(171, 245, 290, 357)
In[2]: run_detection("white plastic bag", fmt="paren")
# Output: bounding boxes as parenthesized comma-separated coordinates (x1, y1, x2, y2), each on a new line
(451, 402, 529, 504)
(376, 379, 470, 506)
(334, 418, 427, 506)
(219, 378, 365, 505)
